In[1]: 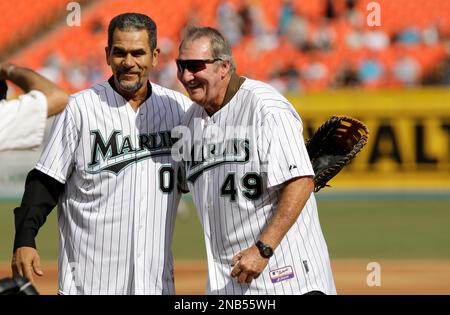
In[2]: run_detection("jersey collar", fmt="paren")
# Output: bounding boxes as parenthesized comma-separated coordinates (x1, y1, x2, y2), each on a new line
(221, 73, 246, 109)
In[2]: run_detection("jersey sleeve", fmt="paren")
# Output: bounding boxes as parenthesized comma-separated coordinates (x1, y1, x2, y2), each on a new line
(258, 110, 314, 189)
(35, 99, 80, 184)
(0, 90, 47, 151)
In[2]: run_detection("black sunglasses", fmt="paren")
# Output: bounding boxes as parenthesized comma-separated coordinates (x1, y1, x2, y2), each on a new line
(176, 58, 222, 73)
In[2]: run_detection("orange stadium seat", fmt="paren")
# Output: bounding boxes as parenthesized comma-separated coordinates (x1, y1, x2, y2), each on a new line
(1, 0, 79, 54)
(5, 0, 449, 92)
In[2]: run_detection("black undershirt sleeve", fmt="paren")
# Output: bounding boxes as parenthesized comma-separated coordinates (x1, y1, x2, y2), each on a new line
(13, 169, 64, 252)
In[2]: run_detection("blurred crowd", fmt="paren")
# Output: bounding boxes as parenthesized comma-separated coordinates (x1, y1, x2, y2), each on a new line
(3, 0, 449, 94)
(210, 0, 450, 92)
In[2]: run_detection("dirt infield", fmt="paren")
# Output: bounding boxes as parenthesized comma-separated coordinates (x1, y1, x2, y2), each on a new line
(1, 260, 449, 295)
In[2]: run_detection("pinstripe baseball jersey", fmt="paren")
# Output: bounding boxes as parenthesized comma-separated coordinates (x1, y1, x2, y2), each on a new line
(35, 80, 191, 295)
(180, 77, 336, 295)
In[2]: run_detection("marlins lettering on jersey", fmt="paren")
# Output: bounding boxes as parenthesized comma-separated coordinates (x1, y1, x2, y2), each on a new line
(181, 77, 336, 295)
(87, 129, 176, 174)
(35, 80, 191, 295)
(186, 138, 250, 183)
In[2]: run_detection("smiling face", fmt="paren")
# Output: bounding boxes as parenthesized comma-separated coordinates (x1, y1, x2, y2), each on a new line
(177, 37, 230, 112)
(106, 29, 159, 98)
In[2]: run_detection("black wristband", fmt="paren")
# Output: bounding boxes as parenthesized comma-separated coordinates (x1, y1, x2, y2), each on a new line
(13, 169, 64, 252)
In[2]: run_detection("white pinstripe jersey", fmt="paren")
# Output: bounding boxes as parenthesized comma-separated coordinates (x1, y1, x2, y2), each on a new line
(35, 80, 191, 295)
(181, 78, 336, 295)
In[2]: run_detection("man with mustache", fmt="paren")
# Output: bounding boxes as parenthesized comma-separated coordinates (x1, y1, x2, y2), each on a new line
(11, 13, 191, 294)
(176, 26, 336, 295)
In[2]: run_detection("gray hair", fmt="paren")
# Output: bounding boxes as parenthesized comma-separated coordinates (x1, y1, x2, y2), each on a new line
(108, 13, 157, 50)
(180, 26, 236, 73)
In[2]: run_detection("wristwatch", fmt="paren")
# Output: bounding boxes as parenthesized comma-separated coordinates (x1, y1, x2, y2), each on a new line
(255, 240, 274, 258)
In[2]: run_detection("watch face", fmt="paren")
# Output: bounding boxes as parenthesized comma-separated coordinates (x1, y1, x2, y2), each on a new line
(262, 247, 273, 257)
(257, 241, 273, 258)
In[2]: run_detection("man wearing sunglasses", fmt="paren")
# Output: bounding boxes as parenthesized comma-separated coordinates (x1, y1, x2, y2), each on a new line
(11, 13, 192, 295)
(176, 26, 336, 295)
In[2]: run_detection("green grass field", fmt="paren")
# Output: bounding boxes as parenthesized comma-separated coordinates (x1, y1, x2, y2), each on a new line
(1, 196, 449, 261)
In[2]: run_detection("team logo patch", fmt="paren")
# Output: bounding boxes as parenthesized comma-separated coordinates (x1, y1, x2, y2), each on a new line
(269, 266, 295, 283)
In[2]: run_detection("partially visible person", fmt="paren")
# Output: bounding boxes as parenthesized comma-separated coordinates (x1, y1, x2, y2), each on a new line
(393, 56, 421, 86)
(0, 63, 68, 152)
(176, 26, 336, 295)
(11, 13, 191, 295)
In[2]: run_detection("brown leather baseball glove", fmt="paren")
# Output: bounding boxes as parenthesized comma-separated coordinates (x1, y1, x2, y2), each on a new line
(306, 115, 369, 192)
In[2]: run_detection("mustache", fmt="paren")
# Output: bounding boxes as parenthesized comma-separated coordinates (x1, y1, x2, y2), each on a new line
(117, 69, 141, 75)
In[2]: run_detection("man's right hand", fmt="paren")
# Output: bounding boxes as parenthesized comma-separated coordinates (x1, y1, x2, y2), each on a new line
(11, 247, 44, 285)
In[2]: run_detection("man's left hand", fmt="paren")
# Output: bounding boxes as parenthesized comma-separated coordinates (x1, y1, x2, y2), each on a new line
(230, 246, 269, 284)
